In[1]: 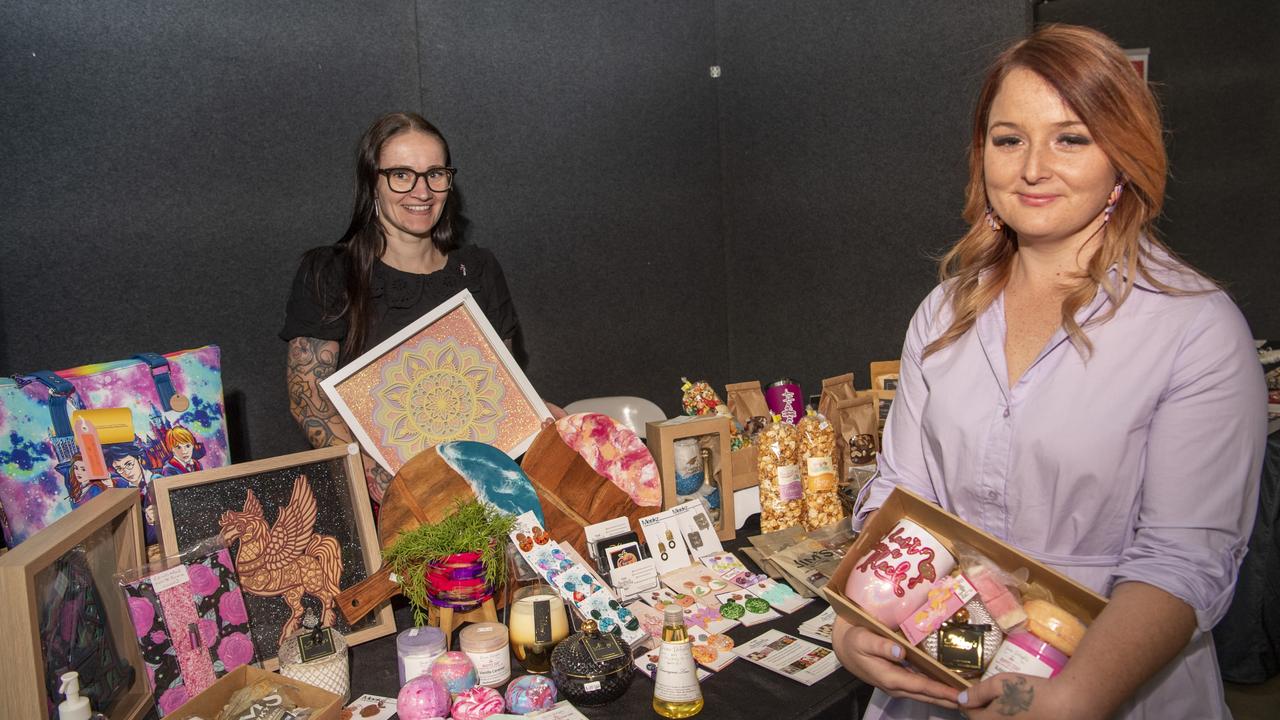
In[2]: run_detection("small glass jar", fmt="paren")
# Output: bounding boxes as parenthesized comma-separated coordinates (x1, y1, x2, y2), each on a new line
(397, 626, 447, 686)
(550, 619, 633, 706)
(981, 631, 1069, 680)
(459, 622, 511, 687)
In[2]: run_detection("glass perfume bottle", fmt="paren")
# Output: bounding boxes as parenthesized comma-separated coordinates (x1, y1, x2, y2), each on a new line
(652, 606, 704, 718)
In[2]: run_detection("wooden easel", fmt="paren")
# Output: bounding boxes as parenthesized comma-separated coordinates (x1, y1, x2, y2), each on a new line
(430, 597, 498, 649)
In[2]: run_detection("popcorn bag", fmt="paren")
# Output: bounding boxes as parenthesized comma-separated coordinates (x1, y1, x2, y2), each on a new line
(797, 410, 845, 530)
(757, 415, 802, 533)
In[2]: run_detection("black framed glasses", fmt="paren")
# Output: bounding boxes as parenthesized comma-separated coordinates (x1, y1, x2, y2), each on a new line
(377, 166, 456, 193)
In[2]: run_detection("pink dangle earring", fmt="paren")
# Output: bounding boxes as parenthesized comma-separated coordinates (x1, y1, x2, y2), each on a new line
(984, 204, 1004, 232)
(1102, 181, 1124, 226)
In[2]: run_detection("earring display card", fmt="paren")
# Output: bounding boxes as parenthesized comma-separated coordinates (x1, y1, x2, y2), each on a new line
(700, 552, 749, 577)
(624, 600, 666, 643)
(638, 511, 690, 575)
(670, 501, 723, 558)
(687, 624, 737, 672)
(632, 591, 738, 635)
(607, 558, 659, 600)
(683, 603, 739, 635)
(745, 577, 813, 614)
(508, 511, 646, 647)
(634, 651, 713, 682)
(700, 552, 768, 589)
(714, 589, 781, 627)
(659, 565, 731, 607)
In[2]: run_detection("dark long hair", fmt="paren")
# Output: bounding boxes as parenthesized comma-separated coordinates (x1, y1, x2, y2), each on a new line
(304, 112, 462, 360)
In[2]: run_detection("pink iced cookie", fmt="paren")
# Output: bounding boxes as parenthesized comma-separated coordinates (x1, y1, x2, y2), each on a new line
(556, 413, 661, 506)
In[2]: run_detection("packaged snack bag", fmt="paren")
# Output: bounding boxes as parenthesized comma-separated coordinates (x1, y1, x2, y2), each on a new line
(724, 381, 770, 438)
(680, 378, 722, 416)
(757, 415, 802, 532)
(797, 410, 844, 530)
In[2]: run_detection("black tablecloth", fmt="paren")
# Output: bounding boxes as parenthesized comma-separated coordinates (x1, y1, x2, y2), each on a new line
(348, 517, 870, 719)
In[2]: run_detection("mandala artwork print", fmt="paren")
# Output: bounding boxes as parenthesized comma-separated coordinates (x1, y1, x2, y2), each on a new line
(326, 296, 546, 473)
(373, 338, 506, 455)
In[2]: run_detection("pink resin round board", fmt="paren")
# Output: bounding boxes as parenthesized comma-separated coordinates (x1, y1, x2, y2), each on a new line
(556, 413, 661, 506)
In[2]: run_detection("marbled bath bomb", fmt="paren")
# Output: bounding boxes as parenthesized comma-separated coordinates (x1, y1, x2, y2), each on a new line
(503, 674, 558, 714)
(396, 675, 451, 720)
(451, 685, 505, 720)
(429, 650, 478, 695)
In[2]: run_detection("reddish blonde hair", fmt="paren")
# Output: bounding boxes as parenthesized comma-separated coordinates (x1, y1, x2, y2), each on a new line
(925, 24, 1193, 359)
(164, 427, 195, 451)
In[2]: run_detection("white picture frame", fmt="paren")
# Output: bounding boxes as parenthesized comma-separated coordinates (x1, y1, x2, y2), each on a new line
(319, 289, 551, 474)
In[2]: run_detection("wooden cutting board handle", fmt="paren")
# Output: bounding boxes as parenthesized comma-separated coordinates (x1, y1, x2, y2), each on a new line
(335, 564, 397, 625)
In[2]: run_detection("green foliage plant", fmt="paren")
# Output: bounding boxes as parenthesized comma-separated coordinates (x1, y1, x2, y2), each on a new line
(384, 498, 516, 626)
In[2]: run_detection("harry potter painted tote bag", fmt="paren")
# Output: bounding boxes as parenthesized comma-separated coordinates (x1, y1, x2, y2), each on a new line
(0, 347, 230, 547)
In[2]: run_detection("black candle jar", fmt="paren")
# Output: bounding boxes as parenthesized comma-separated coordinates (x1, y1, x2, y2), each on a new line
(549, 619, 633, 706)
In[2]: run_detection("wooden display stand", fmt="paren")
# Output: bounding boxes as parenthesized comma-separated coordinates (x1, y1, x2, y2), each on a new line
(0, 489, 152, 720)
(430, 597, 498, 650)
(646, 415, 736, 541)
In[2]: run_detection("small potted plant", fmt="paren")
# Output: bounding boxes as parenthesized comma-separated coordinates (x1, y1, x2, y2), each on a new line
(384, 499, 516, 626)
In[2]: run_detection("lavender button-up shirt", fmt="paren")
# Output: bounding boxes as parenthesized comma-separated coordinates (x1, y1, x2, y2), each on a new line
(856, 252, 1266, 720)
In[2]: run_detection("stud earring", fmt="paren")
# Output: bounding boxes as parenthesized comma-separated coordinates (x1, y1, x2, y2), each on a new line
(984, 204, 1003, 232)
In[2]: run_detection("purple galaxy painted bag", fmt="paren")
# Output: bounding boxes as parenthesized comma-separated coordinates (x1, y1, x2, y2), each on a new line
(0, 347, 230, 547)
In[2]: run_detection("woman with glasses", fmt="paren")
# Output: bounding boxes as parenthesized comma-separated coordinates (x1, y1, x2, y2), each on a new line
(280, 112, 554, 501)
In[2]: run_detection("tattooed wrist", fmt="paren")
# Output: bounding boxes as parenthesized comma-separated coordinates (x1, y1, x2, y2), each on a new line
(995, 677, 1034, 716)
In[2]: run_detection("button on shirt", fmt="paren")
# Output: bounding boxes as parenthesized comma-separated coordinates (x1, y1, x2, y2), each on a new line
(855, 249, 1266, 720)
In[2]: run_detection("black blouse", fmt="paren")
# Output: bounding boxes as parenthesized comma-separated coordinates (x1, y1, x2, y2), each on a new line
(279, 244, 520, 367)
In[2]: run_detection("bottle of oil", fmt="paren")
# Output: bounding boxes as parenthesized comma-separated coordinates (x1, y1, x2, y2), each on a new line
(696, 447, 721, 523)
(652, 606, 704, 718)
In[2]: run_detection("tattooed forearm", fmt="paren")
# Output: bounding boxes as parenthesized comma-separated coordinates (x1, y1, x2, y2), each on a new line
(286, 337, 394, 500)
(286, 337, 349, 449)
(994, 677, 1034, 716)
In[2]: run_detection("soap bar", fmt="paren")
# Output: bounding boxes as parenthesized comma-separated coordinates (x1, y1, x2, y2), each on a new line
(967, 565, 1026, 631)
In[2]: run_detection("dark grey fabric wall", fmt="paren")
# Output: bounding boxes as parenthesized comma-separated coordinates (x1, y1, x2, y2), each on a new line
(1, 1, 424, 460)
(715, 1, 1029, 389)
(413, 1, 729, 419)
(1038, 0, 1279, 339)
(40, 2, 1270, 467)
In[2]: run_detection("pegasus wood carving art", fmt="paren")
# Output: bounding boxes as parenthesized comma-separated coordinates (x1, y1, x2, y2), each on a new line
(220, 475, 343, 644)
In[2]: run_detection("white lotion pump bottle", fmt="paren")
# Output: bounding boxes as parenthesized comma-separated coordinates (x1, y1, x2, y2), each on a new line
(59, 671, 108, 720)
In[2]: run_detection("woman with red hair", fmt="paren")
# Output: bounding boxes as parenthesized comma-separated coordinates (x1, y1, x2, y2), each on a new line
(834, 25, 1265, 719)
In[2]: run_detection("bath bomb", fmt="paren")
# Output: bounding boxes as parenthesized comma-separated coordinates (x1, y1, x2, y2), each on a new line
(396, 675, 451, 720)
(503, 674, 558, 714)
(429, 650, 478, 695)
(451, 685, 505, 720)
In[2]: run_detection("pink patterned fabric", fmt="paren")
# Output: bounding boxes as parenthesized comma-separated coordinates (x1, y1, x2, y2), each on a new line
(156, 583, 217, 693)
(556, 413, 661, 506)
